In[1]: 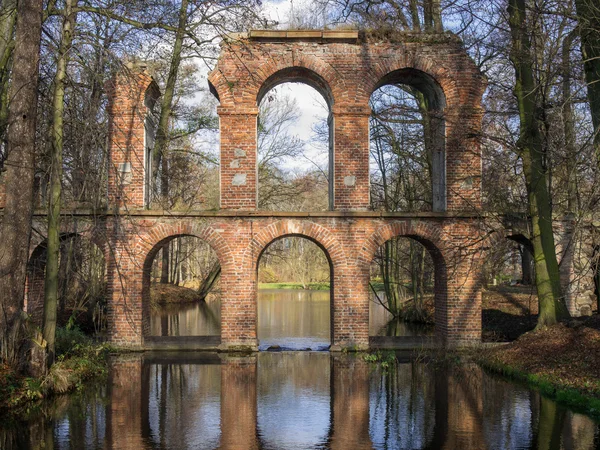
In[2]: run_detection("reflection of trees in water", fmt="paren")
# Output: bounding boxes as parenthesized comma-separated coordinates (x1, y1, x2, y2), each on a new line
(150, 295, 221, 336)
(0, 385, 107, 450)
(369, 291, 434, 336)
(144, 363, 221, 449)
(369, 362, 436, 448)
(257, 290, 330, 341)
(3, 355, 600, 449)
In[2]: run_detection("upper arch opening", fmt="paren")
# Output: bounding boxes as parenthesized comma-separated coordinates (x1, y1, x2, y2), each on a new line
(257, 67, 334, 110)
(370, 68, 447, 212)
(374, 68, 446, 111)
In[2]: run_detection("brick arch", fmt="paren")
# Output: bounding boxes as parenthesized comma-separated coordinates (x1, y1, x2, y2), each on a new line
(207, 69, 235, 108)
(138, 222, 232, 337)
(243, 219, 345, 271)
(358, 53, 462, 110)
(360, 220, 448, 340)
(359, 220, 446, 267)
(251, 54, 344, 108)
(138, 222, 232, 271)
(28, 223, 107, 260)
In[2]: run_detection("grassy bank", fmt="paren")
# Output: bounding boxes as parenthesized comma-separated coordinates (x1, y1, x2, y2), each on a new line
(0, 328, 111, 413)
(473, 315, 600, 419)
(259, 282, 330, 290)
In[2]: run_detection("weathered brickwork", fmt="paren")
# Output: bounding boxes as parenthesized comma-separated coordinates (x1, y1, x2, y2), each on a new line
(22, 212, 483, 349)
(19, 30, 596, 352)
(208, 31, 486, 211)
(106, 65, 159, 209)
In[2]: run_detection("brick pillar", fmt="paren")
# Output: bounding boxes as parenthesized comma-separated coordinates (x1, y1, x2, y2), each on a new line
(331, 264, 369, 351)
(219, 108, 258, 210)
(106, 354, 144, 449)
(107, 65, 159, 210)
(440, 250, 483, 347)
(332, 109, 370, 211)
(445, 107, 483, 212)
(106, 225, 143, 347)
(219, 264, 258, 350)
(220, 355, 258, 449)
(330, 354, 371, 449)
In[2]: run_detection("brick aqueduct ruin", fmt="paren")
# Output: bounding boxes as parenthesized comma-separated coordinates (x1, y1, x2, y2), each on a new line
(21, 30, 598, 350)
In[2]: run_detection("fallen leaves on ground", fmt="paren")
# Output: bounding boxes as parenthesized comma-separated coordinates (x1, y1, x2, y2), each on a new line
(484, 315, 600, 398)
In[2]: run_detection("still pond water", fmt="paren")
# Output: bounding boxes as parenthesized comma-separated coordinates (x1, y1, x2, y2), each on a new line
(149, 289, 433, 348)
(1, 290, 599, 449)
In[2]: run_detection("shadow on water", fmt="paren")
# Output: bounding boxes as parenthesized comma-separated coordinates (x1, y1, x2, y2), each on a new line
(1, 352, 599, 449)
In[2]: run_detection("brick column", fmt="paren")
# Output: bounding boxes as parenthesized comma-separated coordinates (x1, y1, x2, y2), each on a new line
(445, 107, 483, 211)
(332, 108, 370, 211)
(219, 108, 258, 210)
(331, 263, 370, 351)
(220, 355, 258, 449)
(219, 264, 258, 351)
(106, 223, 143, 347)
(439, 247, 483, 347)
(107, 66, 159, 210)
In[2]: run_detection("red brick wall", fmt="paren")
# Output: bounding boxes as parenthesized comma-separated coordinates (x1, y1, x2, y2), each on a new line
(208, 32, 486, 212)
(100, 31, 488, 349)
(103, 213, 485, 349)
(106, 66, 158, 209)
(218, 110, 258, 209)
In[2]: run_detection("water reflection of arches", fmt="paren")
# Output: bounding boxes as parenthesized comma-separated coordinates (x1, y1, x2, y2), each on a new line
(103, 353, 600, 450)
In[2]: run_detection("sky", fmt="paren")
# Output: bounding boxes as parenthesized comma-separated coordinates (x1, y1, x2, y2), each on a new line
(254, 0, 330, 173)
(192, 0, 334, 174)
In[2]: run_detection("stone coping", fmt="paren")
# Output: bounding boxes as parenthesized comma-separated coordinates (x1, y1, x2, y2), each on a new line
(225, 29, 359, 43)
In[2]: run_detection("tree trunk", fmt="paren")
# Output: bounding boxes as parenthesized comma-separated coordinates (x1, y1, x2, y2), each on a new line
(562, 30, 579, 212)
(382, 239, 401, 316)
(153, 0, 188, 285)
(160, 244, 170, 283)
(575, 0, 600, 168)
(43, 0, 76, 369)
(0, 0, 16, 145)
(198, 261, 221, 301)
(508, 0, 570, 327)
(0, 0, 43, 368)
(151, 0, 188, 203)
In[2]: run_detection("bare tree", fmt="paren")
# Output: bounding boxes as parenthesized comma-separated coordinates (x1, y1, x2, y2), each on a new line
(0, 0, 44, 368)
